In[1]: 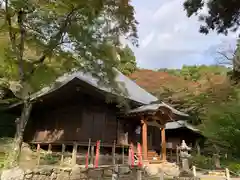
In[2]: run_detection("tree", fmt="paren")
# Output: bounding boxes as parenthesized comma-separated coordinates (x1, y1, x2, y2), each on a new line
(183, 0, 240, 35)
(201, 99, 240, 157)
(0, 0, 138, 166)
(131, 65, 240, 157)
(217, 39, 240, 81)
(116, 45, 137, 75)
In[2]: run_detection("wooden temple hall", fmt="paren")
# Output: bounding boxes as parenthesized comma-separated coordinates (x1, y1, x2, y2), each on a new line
(8, 69, 189, 164)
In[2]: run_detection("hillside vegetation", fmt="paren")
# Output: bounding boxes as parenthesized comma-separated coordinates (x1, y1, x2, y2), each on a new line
(130, 65, 231, 113)
(130, 65, 240, 167)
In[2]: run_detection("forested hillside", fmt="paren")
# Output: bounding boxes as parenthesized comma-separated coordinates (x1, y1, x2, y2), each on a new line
(130, 65, 240, 168)
(130, 65, 231, 113)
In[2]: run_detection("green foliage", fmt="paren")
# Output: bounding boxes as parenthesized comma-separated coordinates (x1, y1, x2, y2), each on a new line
(0, 0, 138, 166)
(159, 65, 229, 81)
(229, 39, 240, 82)
(40, 154, 60, 165)
(200, 99, 240, 156)
(158, 68, 181, 76)
(0, 138, 15, 169)
(116, 45, 137, 75)
(0, 0, 138, 101)
(192, 154, 214, 169)
(155, 65, 240, 157)
(183, 0, 240, 35)
(225, 161, 240, 174)
(154, 66, 230, 125)
(180, 65, 201, 81)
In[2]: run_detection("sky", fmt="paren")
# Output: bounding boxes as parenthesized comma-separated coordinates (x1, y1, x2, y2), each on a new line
(130, 0, 239, 70)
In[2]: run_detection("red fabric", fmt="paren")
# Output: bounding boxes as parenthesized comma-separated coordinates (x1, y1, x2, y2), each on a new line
(85, 151, 89, 168)
(130, 143, 134, 167)
(137, 143, 143, 167)
(94, 140, 100, 168)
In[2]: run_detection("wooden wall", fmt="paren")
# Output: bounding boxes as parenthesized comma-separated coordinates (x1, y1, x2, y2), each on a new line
(26, 105, 117, 144)
(23, 81, 131, 146)
(146, 126, 201, 151)
(166, 128, 201, 148)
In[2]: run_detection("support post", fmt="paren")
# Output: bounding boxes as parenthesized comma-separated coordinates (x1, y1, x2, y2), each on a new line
(192, 165, 196, 177)
(86, 138, 91, 169)
(72, 142, 77, 166)
(37, 144, 41, 166)
(141, 119, 148, 161)
(47, 144, 52, 154)
(112, 140, 116, 165)
(61, 144, 65, 165)
(226, 168, 230, 180)
(161, 127, 166, 161)
(137, 169, 142, 180)
(122, 145, 125, 164)
(176, 146, 179, 165)
(160, 171, 164, 180)
(90, 145, 94, 166)
(112, 165, 119, 180)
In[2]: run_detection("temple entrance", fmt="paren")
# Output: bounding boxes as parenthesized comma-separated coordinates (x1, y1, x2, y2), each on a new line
(147, 127, 153, 150)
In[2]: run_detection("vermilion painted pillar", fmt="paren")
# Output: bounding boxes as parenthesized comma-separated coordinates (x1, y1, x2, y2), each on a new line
(141, 119, 148, 161)
(161, 127, 166, 161)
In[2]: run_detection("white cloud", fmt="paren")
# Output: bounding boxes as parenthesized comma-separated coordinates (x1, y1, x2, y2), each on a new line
(131, 0, 237, 69)
(140, 31, 155, 48)
(157, 33, 172, 41)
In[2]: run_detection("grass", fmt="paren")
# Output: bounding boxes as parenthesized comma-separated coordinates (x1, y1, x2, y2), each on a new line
(0, 138, 13, 169)
(0, 152, 5, 169)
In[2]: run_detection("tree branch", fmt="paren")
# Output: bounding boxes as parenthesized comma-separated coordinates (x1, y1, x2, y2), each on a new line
(5, 0, 19, 61)
(17, 9, 25, 81)
(26, 7, 78, 80)
(217, 51, 233, 61)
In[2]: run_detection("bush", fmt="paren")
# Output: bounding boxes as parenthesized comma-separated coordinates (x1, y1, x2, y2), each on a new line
(192, 155, 214, 170)
(221, 159, 240, 175)
(40, 154, 60, 165)
(0, 152, 5, 169)
(227, 162, 240, 174)
(0, 138, 15, 169)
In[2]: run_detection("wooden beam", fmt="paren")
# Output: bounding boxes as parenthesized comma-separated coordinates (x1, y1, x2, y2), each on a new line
(161, 127, 166, 161)
(141, 119, 148, 161)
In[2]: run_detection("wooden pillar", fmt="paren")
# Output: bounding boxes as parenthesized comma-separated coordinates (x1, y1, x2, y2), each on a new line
(61, 144, 65, 165)
(161, 127, 166, 161)
(72, 142, 78, 166)
(141, 119, 148, 161)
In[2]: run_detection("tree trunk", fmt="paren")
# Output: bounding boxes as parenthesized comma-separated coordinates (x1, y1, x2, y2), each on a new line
(213, 144, 221, 169)
(213, 154, 221, 169)
(8, 100, 32, 167)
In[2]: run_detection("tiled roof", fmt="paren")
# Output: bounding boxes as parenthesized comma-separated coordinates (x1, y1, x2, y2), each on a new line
(127, 102, 188, 117)
(10, 68, 158, 106)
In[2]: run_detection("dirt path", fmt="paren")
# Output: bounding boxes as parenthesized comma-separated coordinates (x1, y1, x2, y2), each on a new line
(197, 172, 240, 180)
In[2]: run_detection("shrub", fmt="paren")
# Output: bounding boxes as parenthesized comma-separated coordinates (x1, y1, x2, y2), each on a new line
(227, 162, 240, 174)
(221, 159, 240, 175)
(192, 155, 214, 170)
(40, 154, 60, 165)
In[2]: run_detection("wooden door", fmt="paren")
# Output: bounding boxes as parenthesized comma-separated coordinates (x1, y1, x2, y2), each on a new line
(80, 108, 94, 142)
(92, 110, 105, 142)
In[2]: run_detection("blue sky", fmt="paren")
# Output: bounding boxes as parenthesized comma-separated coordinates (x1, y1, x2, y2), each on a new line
(130, 0, 239, 70)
